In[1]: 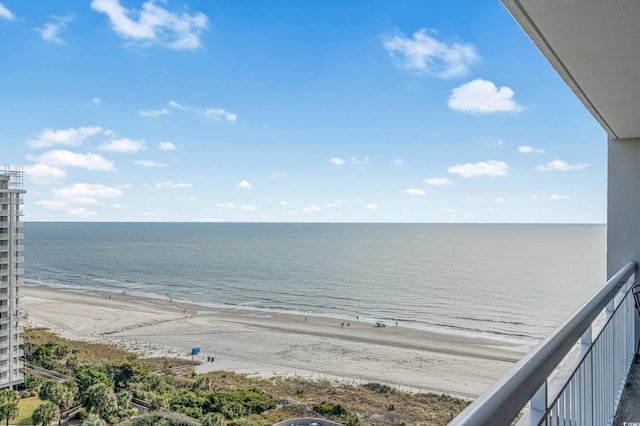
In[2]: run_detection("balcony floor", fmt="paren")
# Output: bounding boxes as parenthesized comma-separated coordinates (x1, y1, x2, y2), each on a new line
(614, 359, 640, 425)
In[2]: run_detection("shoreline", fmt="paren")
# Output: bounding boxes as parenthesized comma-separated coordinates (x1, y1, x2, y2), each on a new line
(25, 280, 539, 347)
(23, 284, 533, 398)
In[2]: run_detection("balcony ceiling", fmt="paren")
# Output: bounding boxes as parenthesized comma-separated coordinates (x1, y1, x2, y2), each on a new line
(502, 0, 640, 140)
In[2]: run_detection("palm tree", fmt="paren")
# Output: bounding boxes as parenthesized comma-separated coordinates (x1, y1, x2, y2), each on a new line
(0, 389, 17, 404)
(37, 380, 58, 402)
(1, 402, 19, 426)
(39, 380, 77, 425)
(32, 401, 59, 426)
(81, 413, 106, 426)
(83, 383, 117, 418)
(0, 390, 19, 426)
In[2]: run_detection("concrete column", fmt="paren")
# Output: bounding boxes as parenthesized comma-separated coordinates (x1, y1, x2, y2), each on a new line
(607, 137, 640, 278)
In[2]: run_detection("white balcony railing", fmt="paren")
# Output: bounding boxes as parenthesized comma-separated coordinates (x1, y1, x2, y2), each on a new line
(450, 261, 637, 426)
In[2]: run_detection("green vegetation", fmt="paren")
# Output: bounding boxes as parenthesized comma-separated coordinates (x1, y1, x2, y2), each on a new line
(22, 328, 470, 425)
(31, 400, 58, 426)
(0, 388, 20, 426)
(15, 397, 41, 425)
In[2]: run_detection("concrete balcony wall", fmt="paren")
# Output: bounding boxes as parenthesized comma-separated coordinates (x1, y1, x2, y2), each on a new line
(608, 138, 640, 278)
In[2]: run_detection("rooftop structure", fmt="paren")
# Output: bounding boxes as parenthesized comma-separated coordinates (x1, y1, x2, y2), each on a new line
(0, 166, 25, 389)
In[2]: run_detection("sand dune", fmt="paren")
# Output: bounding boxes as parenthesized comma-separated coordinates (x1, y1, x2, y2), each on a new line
(23, 285, 532, 398)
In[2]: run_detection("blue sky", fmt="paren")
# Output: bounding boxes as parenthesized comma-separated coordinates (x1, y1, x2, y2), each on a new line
(1, 0, 606, 223)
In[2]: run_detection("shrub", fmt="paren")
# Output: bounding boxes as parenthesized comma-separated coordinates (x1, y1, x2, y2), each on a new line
(362, 383, 397, 395)
(206, 389, 275, 419)
(313, 402, 348, 416)
(117, 412, 201, 426)
(30, 342, 71, 371)
(226, 420, 265, 426)
(73, 409, 87, 420)
(172, 405, 203, 420)
(341, 411, 360, 426)
(24, 375, 44, 391)
(202, 412, 226, 426)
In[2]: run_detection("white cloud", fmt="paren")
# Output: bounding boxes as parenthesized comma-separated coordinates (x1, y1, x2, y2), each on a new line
(52, 183, 123, 199)
(238, 204, 256, 211)
(279, 200, 289, 206)
(36, 200, 102, 215)
(204, 108, 237, 123)
(139, 108, 169, 117)
(550, 194, 571, 200)
(272, 171, 286, 178)
(36, 200, 66, 210)
(518, 145, 545, 154)
(68, 207, 98, 217)
(33, 150, 115, 171)
(158, 141, 176, 151)
(351, 156, 369, 166)
(381, 29, 478, 78)
(405, 188, 426, 196)
(424, 177, 453, 186)
(35, 15, 74, 44)
(0, 3, 14, 20)
(536, 159, 588, 172)
(392, 159, 404, 167)
(365, 203, 379, 210)
(24, 163, 66, 184)
(100, 138, 145, 153)
(154, 181, 192, 189)
(167, 100, 237, 122)
(27, 126, 103, 148)
(495, 197, 505, 203)
(236, 180, 253, 190)
(448, 160, 509, 178)
(329, 157, 345, 166)
(448, 79, 522, 114)
(324, 200, 343, 208)
(216, 202, 235, 209)
(300, 205, 320, 213)
(135, 160, 163, 167)
(168, 100, 184, 109)
(91, 0, 208, 50)
(289, 205, 322, 215)
(90, 97, 101, 105)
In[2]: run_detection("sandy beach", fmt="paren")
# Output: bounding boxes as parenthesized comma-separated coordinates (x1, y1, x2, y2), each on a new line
(23, 285, 533, 398)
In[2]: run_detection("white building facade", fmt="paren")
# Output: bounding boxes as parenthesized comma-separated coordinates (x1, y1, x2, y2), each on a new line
(0, 167, 24, 389)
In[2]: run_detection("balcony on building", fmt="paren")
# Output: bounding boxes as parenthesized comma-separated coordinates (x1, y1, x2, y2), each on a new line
(449, 1, 640, 425)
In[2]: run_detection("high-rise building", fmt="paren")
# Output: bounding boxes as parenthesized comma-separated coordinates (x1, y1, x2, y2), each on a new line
(0, 167, 24, 389)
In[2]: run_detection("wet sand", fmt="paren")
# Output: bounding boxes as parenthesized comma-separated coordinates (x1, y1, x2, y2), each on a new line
(23, 285, 532, 398)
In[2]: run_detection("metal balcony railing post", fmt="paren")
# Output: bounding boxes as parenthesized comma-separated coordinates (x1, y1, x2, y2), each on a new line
(449, 261, 636, 426)
(530, 383, 547, 425)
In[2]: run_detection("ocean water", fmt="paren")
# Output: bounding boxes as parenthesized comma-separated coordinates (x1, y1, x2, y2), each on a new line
(23, 222, 606, 343)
